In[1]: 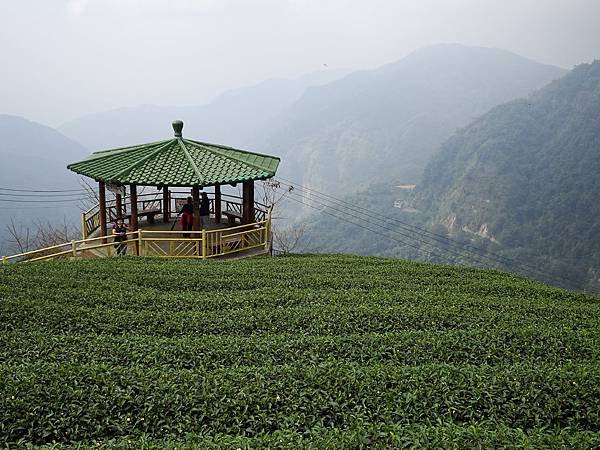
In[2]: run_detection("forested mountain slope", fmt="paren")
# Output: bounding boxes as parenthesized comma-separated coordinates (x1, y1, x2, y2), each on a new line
(415, 61, 600, 291)
(266, 44, 565, 194)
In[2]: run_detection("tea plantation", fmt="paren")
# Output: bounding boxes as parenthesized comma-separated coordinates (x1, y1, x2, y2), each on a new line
(1, 254, 599, 448)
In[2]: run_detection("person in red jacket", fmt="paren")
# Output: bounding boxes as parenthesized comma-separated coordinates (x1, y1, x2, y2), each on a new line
(180, 196, 194, 238)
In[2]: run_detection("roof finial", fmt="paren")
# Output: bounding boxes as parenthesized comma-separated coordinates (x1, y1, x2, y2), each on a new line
(172, 120, 183, 137)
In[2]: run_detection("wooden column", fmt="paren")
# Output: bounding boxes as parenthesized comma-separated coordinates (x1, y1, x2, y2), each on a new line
(115, 193, 123, 219)
(130, 185, 138, 231)
(214, 185, 222, 224)
(99, 181, 107, 243)
(162, 188, 170, 223)
(242, 180, 255, 224)
(192, 186, 201, 231)
(130, 185, 139, 256)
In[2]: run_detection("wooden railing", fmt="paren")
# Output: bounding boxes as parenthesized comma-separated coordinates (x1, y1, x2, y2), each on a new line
(81, 191, 268, 239)
(139, 221, 269, 259)
(2, 209, 272, 264)
(1, 232, 139, 264)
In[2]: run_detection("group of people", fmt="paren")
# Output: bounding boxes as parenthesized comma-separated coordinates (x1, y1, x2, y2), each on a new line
(180, 192, 210, 237)
(111, 192, 211, 255)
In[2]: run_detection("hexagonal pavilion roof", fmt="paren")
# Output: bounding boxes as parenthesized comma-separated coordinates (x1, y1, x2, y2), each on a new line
(67, 121, 280, 187)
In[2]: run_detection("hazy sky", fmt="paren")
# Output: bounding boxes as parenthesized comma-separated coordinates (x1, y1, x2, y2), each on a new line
(1, 0, 599, 126)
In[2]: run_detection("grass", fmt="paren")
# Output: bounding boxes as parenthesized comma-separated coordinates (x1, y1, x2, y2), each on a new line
(0, 254, 599, 448)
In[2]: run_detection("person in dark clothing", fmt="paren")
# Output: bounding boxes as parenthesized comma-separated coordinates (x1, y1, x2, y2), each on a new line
(112, 218, 128, 256)
(180, 196, 194, 238)
(199, 191, 210, 229)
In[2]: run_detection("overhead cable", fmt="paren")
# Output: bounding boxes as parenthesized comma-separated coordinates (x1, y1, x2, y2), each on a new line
(274, 177, 582, 289)
(273, 180, 591, 293)
(0, 187, 88, 193)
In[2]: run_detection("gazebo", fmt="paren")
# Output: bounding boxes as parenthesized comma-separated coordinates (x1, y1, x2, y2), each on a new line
(64, 120, 280, 259)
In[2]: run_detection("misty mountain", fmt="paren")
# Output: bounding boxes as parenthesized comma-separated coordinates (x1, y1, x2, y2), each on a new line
(266, 44, 566, 194)
(0, 115, 86, 188)
(411, 60, 600, 291)
(0, 115, 87, 253)
(58, 69, 349, 151)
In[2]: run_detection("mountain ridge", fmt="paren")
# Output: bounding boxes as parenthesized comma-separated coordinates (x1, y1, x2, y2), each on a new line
(414, 60, 600, 291)
(0, 114, 88, 253)
(58, 69, 350, 151)
(264, 44, 566, 194)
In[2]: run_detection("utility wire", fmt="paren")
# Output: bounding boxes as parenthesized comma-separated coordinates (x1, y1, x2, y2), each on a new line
(0, 198, 89, 203)
(274, 180, 591, 293)
(276, 187, 445, 261)
(274, 177, 583, 288)
(277, 177, 521, 267)
(0, 192, 92, 198)
(275, 184, 541, 276)
(1, 205, 85, 210)
(277, 185, 520, 272)
(279, 186, 583, 291)
(0, 187, 88, 193)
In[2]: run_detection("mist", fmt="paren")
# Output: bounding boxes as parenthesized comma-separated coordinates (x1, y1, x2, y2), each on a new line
(1, 0, 600, 126)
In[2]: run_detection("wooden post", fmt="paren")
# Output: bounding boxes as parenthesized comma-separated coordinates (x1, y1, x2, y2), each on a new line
(138, 229, 143, 257)
(81, 213, 87, 240)
(99, 181, 107, 243)
(192, 186, 201, 231)
(214, 184, 222, 224)
(130, 184, 139, 255)
(130, 185, 139, 231)
(115, 193, 123, 219)
(162, 188, 170, 223)
(265, 206, 273, 254)
(242, 181, 255, 224)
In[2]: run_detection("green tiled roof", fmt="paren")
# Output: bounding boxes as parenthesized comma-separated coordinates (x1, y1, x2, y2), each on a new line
(67, 137, 280, 187)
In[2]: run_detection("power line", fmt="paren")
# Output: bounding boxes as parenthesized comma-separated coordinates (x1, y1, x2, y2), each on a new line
(277, 186, 581, 294)
(0, 192, 91, 198)
(277, 185, 512, 270)
(1, 205, 85, 210)
(277, 177, 521, 267)
(279, 186, 584, 291)
(274, 180, 592, 293)
(275, 184, 534, 274)
(274, 177, 575, 285)
(0, 198, 88, 203)
(278, 181, 584, 291)
(0, 187, 87, 193)
(276, 187, 444, 260)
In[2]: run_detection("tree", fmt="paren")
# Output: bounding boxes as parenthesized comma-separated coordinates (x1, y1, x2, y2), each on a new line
(258, 180, 310, 254)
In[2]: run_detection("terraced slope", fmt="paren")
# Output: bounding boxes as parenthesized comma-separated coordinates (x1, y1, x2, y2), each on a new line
(1, 255, 599, 448)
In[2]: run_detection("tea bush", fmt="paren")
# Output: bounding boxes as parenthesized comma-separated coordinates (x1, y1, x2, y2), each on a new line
(0, 255, 598, 447)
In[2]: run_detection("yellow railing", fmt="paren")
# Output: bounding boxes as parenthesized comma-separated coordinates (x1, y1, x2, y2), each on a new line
(138, 221, 269, 259)
(1, 211, 272, 264)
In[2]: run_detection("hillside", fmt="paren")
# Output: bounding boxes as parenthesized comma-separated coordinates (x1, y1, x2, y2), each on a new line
(0, 115, 86, 188)
(266, 44, 566, 195)
(58, 69, 348, 151)
(0, 115, 88, 252)
(1, 255, 599, 447)
(414, 61, 600, 292)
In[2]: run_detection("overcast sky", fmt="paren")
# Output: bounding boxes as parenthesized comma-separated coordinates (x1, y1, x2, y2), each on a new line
(1, 0, 599, 127)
